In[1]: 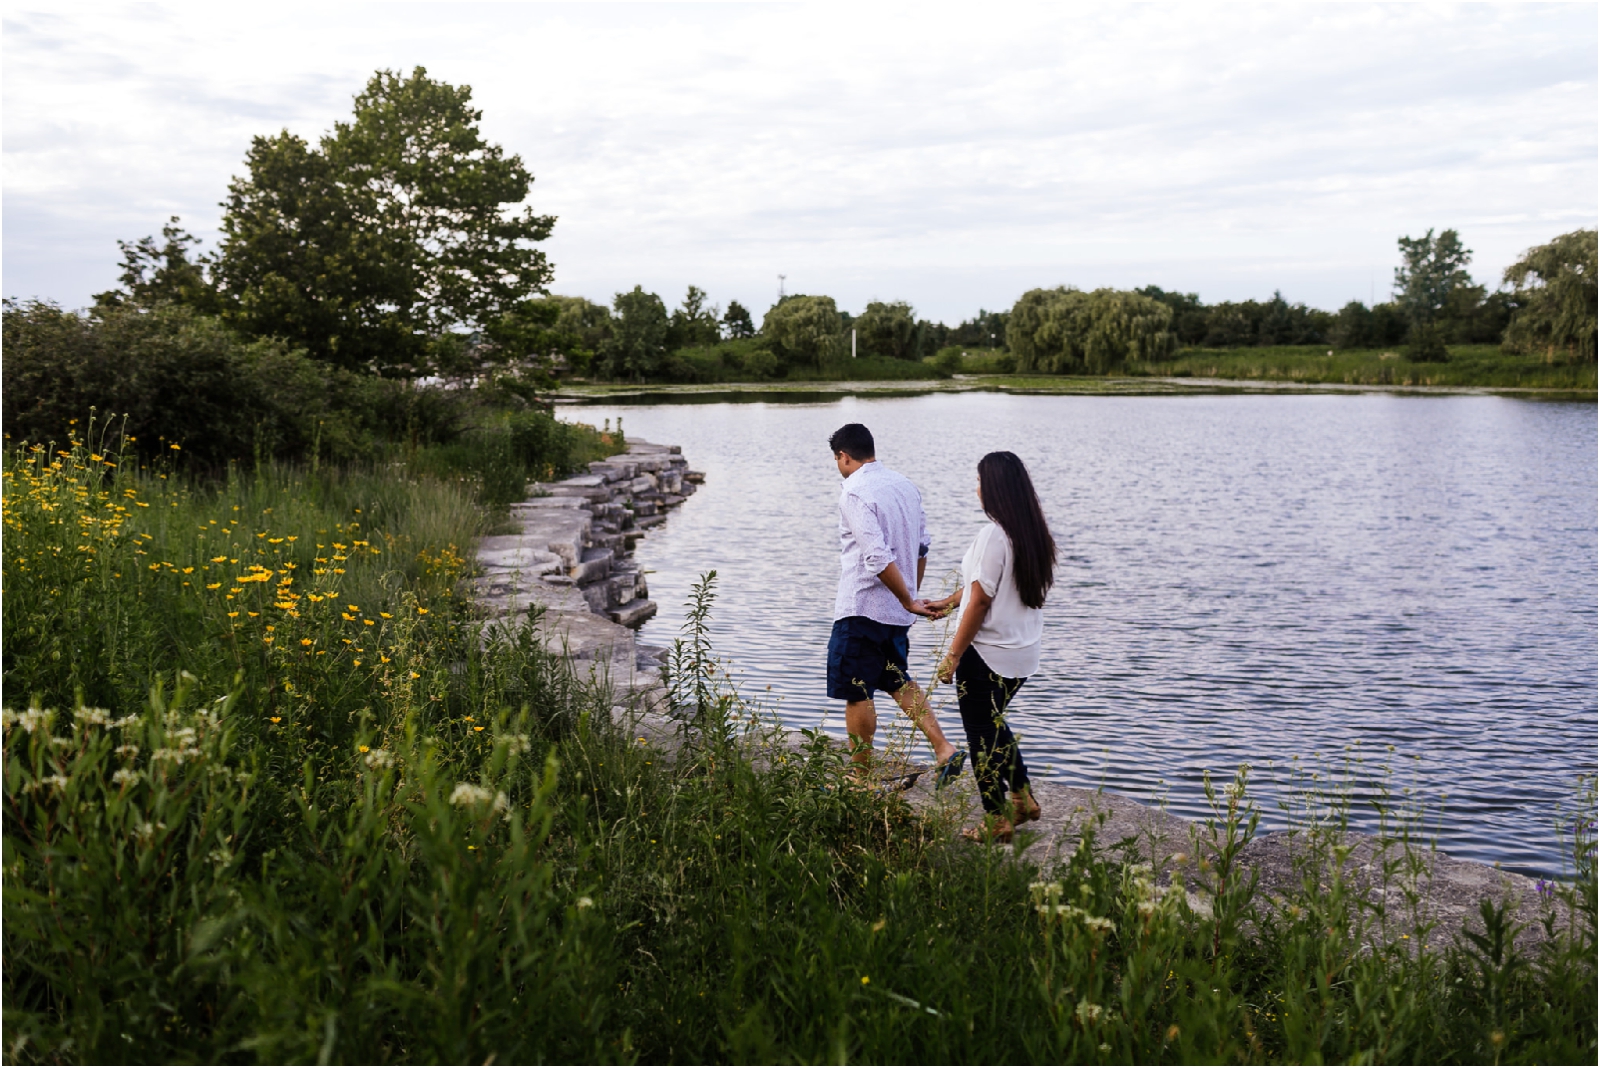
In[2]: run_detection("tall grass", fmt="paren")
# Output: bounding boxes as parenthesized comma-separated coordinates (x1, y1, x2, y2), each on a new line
(4, 432, 1595, 1063)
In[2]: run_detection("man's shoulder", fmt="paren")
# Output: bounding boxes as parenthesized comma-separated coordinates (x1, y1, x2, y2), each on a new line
(869, 464, 920, 496)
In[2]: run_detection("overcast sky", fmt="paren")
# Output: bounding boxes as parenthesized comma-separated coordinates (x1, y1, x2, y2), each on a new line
(4, 2, 1596, 324)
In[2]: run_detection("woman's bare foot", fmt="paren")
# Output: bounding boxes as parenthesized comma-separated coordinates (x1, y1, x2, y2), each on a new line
(960, 815, 1014, 843)
(1012, 787, 1042, 826)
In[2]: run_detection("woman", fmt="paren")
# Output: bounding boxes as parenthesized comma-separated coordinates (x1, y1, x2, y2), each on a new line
(928, 450, 1056, 842)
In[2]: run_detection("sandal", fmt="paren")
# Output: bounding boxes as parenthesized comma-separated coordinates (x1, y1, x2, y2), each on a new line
(959, 816, 1014, 843)
(933, 749, 967, 791)
(1012, 788, 1042, 826)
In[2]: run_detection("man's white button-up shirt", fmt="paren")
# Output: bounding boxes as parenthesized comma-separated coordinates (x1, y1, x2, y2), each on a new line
(834, 460, 931, 626)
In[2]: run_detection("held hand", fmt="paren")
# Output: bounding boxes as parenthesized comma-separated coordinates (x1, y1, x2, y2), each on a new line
(905, 598, 937, 618)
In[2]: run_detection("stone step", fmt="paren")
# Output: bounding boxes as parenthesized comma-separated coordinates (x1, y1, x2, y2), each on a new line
(608, 598, 658, 628)
(684, 470, 706, 484)
(571, 547, 613, 584)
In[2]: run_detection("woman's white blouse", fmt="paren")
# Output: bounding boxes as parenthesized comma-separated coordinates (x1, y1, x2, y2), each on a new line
(959, 521, 1044, 678)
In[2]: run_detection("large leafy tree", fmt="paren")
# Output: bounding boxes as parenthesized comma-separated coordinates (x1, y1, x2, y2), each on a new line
(599, 287, 669, 380)
(1006, 287, 1174, 373)
(666, 285, 722, 348)
(1394, 228, 1476, 327)
(853, 301, 917, 360)
(761, 295, 843, 369)
(721, 300, 755, 339)
(1502, 229, 1597, 363)
(215, 67, 555, 375)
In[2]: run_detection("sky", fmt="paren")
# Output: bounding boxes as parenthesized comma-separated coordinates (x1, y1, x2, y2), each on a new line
(3, 2, 1596, 325)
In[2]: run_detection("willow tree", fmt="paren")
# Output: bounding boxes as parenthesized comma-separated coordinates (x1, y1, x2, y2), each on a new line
(1502, 230, 1598, 363)
(1006, 288, 1174, 373)
(761, 295, 844, 370)
(214, 67, 556, 376)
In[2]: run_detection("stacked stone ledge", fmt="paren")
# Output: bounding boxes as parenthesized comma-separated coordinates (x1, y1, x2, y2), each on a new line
(470, 439, 704, 708)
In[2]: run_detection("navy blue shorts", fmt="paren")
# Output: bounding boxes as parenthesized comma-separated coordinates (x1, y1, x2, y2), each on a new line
(827, 616, 911, 702)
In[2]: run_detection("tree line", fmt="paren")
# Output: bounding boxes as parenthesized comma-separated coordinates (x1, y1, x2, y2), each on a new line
(558, 222, 1594, 380)
(5, 64, 1596, 418)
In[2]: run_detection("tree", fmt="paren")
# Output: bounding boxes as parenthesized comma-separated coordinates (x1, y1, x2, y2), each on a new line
(599, 287, 668, 379)
(214, 67, 555, 376)
(1502, 229, 1597, 363)
(721, 300, 755, 339)
(853, 301, 917, 360)
(1006, 288, 1174, 373)
(1137, 287, 1208, 346)
(93, 217, 221, 315)
(761, 295, 843, 369)
(666, 285, 721, 348)
(1394, 228, 1475, 327)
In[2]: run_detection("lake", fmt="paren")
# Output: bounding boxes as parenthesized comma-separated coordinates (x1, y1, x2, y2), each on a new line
(560, 391, 1597, 876)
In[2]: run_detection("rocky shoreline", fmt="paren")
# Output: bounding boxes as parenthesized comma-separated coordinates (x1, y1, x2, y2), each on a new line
(471, 438, 698, 705)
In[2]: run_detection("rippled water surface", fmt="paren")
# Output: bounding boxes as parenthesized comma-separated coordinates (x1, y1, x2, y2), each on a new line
(562, 393, 1597, 875)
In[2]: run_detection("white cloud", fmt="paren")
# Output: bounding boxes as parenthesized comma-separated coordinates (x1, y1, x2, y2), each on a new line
(4, 2, 1595, 322)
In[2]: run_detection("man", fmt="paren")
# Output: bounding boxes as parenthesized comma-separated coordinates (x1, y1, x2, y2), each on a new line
(826, 423, 964, 784)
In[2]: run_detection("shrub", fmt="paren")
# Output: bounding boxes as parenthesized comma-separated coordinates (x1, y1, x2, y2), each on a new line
(0, 300, 477, 467)
(1406, 322, 1452, 362)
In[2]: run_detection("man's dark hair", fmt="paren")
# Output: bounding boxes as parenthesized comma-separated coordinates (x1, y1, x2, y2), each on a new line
(829, 423, 875, 462)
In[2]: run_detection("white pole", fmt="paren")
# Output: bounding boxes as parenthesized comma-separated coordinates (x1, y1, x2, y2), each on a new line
(852, 328, 857, 359)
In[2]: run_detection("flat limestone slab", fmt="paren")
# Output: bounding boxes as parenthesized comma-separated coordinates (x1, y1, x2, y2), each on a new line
(505, 512, 592, 568)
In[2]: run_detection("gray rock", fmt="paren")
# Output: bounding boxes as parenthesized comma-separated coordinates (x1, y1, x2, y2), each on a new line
(609, 598, 658, 627)
(571, 547, 613, 584)
(512, 496, 590, 511)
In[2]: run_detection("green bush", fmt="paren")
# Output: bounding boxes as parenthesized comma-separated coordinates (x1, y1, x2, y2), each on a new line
(0, 301, 475, 467)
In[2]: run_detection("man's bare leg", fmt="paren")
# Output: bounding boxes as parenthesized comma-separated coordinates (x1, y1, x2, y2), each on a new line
(891, 680, 958, 765)
(845, 698, 877, 774)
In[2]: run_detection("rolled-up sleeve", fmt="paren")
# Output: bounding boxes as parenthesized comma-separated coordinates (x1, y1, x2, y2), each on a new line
(975, 525, 1006, 598)
(918, 494, 931, 558)
(841, 491, 894, 575)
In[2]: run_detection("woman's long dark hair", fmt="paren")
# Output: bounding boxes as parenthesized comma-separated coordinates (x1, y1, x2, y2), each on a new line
(977, 451, 1056, 609)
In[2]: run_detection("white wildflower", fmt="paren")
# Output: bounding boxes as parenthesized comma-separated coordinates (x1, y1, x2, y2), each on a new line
(497, 734, 532, 755)
(111, 715, 141, 729)
(450, 783, 494, 806)
(3, 706, 52, 733)
(1075, 999, 1104, 1025)
(1084, 916, 1117, 934)
(134, 820, 166, 840)
(576, 896, 595, 910)
(115, 744, 140, 759)
(112, 769, 140, 786)
(362, 748, 396, 769)
(74, 706, 112, 727)
(37, 774, 70, 791)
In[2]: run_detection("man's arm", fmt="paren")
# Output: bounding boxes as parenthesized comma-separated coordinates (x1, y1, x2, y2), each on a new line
(878, 561, 933, 617)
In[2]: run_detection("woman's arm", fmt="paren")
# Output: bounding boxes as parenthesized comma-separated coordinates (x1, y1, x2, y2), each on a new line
(936, 580, 992, 683)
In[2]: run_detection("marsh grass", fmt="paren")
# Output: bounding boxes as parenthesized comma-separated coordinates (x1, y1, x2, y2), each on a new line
(4, 436, 1595, 1063)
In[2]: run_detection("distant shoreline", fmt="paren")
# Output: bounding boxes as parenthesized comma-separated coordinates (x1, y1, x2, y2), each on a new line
(554, 374, 1598, 404)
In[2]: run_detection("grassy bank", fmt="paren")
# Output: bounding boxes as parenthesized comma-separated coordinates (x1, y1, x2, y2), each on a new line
(4, 435, 1596, 1063)
(566, 343, 1596, 393)
(1125, 345, 1598, 390)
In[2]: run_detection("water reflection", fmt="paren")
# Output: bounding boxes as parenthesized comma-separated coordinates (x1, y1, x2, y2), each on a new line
(561, 393, 1597, 876)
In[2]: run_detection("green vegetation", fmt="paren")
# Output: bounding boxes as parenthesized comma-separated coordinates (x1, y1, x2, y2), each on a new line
(4, 443, 1595, 1062)
(1122, 345, 1598, 391)
(0, 300, 619, 512)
